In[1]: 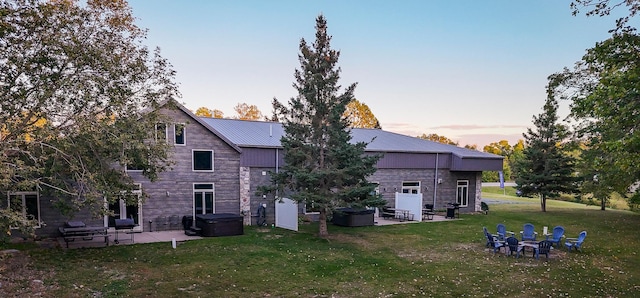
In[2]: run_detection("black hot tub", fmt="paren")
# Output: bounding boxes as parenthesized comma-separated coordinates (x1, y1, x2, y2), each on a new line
(195, 213, 244, 237)
(331, 208, 375, 227)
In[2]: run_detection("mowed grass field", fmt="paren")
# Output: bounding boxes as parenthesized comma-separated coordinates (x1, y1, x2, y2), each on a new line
(2, 189, 639, 297)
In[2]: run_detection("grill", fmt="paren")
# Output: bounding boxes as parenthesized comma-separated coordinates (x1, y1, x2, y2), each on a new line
(114, 218, 136, 244)
(446, 203, 461, 219)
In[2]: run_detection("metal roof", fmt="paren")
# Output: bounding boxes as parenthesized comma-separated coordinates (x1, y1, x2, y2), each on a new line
(199, 117, 502, 159)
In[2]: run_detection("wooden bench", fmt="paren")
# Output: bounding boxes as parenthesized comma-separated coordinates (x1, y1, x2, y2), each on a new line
(59, 226, 110, 248)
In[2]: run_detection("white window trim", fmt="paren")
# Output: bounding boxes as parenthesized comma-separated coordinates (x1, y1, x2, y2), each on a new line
(174, 123, 186, 146)
(192, 149, 214, 172)
(7, 191, 41, 228)
(456, 180, 469, 207)
(401, 181, 421, 194)
(155, 123, 168, 142)
(125, 164, 143, 172)
(104, 184, 143, 232)
(193, 183, 215, 215)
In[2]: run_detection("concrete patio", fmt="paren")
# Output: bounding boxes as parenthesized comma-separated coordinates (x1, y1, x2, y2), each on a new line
(57, 230, 202, 249)
(55, 214, 455, 249)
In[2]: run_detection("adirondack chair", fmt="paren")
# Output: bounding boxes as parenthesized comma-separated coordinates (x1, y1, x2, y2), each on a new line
(545, 226, 565, 247)
(535, 240, 553, 260)
(496, 224, 507, 241)
(520, 223, 538, 241)
(505, 236, 521, 258)
(565, 231, 587, 251)
(496, 224, 515, 241)
(485, 230, 506, 254)
(483, 227, 491, 247)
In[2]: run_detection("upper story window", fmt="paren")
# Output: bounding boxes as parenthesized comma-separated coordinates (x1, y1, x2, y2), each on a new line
(174, 123, 185, 145)
(155, 123, 167, 142)
(193, 150, 213, 171)
(402, 181, 420, 194)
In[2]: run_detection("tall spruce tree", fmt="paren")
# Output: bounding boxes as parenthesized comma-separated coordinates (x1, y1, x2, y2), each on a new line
(514, 74, 576, 212)
(266, 15, 383, 237)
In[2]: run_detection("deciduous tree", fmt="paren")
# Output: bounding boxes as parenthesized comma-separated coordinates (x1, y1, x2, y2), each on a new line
(0, 0, 178, 237)
(558, 33, 640, 209)
(195, 107, 213, 117)
(233, 103, 263, 120)
(571, 0, 640, 32)
(262, 15, 384, 237)
(514, 75, 577, 212)
(417, 133, 458, 145)
(344, 99, 381, 129)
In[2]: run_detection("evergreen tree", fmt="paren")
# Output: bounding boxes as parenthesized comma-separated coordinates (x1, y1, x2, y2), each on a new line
(514, 74, 576, 212)
(264, 15, 384, 237)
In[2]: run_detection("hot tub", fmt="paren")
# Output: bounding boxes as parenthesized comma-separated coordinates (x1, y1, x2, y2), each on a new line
(195, 213, 244, 237)
(331, 208, 375, 227)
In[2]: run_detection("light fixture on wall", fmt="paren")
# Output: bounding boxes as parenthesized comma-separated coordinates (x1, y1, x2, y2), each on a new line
(166, 191, 170, 197)
(394, 187, 397, 192)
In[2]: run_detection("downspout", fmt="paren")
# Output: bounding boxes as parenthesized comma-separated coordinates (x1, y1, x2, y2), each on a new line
(433, 153, 438, 207)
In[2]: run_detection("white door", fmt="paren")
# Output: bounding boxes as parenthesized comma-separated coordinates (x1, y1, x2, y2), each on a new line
(275, 198, 298, 231)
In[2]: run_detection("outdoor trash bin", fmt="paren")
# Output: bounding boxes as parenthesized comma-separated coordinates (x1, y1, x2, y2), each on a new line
(195, 213, 243, 237)
(331, 208, 375, 227)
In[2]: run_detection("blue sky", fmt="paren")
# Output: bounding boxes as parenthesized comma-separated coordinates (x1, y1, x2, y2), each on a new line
(128, 0, 630, 147)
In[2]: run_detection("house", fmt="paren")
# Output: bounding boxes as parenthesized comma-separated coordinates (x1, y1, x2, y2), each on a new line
(199, 117, 503, 225)
(10, 102, 503, 238)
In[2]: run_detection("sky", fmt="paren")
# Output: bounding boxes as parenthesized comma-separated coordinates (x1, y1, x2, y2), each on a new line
(127, 0, 630, 148)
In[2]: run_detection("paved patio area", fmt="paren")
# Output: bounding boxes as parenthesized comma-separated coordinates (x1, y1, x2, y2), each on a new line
(374, 214, 452, 226)
(57, 230, 202, 249)
(56, 214, 455, 249)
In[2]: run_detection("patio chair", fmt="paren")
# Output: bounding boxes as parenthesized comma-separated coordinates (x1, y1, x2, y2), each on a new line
(520, 223, 538, 241)
(422, 204, 435, 220)
(485, 230, 506, 254)
(545, 226, 565, 247)
(565, 231, 587, 252)
(505, 236, 521, 258)
(483, 227, 491, 247)
(535, 240, 553, 260)
(496, 224, 514, 241)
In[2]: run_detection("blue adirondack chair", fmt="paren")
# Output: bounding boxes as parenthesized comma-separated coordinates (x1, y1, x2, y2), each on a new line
(483, 227, 492, 247)
(565, 231, 587, 251)
(485, 230, 506, 254)
(505, 236, 521, 258)
(520, 223, 538, 241)
(496, 224, 507, 241)
(535, 240, 553, 260)
(545, 226, 565, 247)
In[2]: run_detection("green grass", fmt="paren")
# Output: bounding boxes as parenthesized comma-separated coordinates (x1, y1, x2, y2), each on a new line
(3, 197, 640, 297)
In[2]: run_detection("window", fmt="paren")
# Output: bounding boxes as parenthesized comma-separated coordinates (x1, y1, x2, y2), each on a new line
(193, 150, 213, 171)
(174, 123, 185, 145)
(125, 152, 147, 172)
(106, 184, 142, 231)
(193, 183, 215, 214)
(8, 192, 41, 228)
(401, 181, 420, 194)
(155, 123, 167, 142)
(456, 180, 469, 207)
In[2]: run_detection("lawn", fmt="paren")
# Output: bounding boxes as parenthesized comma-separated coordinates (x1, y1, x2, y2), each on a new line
(1, 195, 639, 297)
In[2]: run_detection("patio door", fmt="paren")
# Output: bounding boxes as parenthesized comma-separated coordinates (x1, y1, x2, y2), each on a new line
(105, 185, 142, 231)
(193, 183, 215, 215)
(456, 180, 469, 207)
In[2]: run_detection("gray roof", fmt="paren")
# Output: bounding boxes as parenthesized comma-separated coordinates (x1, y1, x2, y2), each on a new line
(199, 117, 502, 159)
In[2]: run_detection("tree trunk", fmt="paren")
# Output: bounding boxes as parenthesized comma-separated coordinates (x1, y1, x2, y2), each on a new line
(318, 209, 329, 237)
(601, 197, 606, 211)
(540, 194, 547, 212)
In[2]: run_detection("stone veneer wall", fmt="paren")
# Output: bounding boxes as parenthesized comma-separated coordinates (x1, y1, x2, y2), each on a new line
(240, 167, 251, 225)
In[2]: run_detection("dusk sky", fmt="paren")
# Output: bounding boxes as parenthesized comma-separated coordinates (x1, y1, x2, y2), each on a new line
(127, 0, 630, 148)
